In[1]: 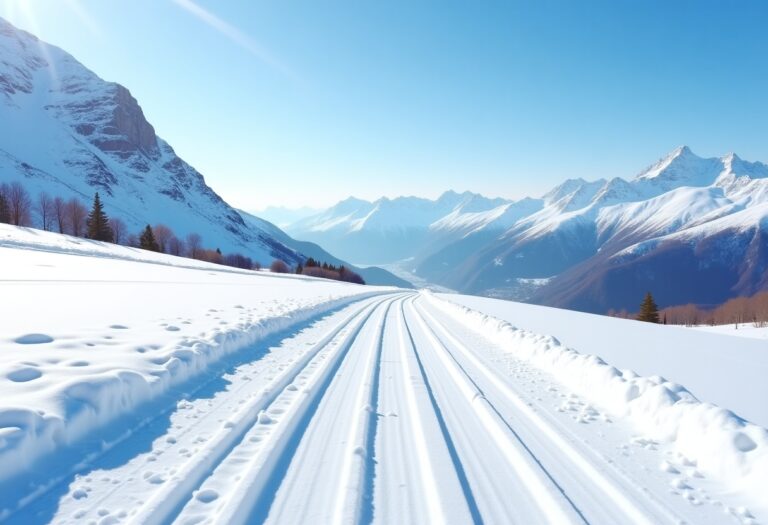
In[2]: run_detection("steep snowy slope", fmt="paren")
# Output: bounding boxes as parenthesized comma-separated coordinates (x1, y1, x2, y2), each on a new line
(0, 17, 302, 265)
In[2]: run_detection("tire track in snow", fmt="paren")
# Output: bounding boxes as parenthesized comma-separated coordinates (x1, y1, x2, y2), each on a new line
(172, 293, 405, 525)
(413, 297, 678, 525)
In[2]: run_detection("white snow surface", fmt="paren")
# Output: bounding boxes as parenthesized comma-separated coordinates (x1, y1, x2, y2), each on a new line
(0, 225, 388, 486)
(435, 293, 768, 517)
(0, 226, 765, 524)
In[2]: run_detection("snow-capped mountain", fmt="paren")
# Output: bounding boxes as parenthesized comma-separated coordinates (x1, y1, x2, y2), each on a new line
(0, 17, 301, 263)
(287, 191, 512, 264)
(0, 17, 407, 286)
(292, 146, 768, 313)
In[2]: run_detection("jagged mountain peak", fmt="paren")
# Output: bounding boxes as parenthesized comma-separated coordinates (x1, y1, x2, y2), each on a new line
(0, 16, 304, 265)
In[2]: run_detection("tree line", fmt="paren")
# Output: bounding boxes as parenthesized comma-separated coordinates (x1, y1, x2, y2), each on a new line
(0, 182, 366, 285)
(268, 257, 365, 285)
(609, 290, 768, 328)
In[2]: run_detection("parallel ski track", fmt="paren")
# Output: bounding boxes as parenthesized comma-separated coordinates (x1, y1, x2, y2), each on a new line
(409, 295, 683, 525)
(6, 291, 716, 525)
(170, 293, 405, 525)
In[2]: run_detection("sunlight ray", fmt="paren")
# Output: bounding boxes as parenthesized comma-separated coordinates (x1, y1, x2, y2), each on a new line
(62, 0, 103, 37)
(10, 0, 60, 88)
(170, 0, 296, 81)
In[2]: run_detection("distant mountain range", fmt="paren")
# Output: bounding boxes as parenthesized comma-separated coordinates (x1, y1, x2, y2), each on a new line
(287, 146, 768, 313)
(254, 206, 321, 229)
(0, 17, 406, 288)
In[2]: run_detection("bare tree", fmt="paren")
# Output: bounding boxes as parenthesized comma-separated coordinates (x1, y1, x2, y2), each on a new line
(35, 192, 55, 231)
(0, 183, 10, 224)
(7, 181, 32, 226)
(126, 233, 140, 248)
(270, 259, 290, 273)
(152, 224, 174, 253)
(197, 248, 223, 264)
(185, 232, 202, 259)
(66, 198, 88, 237)
(110, 217, 127, 244)
(167, 235, 185, 256)
(53, 196, 67, 233)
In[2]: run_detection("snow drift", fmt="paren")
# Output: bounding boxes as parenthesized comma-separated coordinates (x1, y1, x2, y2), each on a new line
(425, 292, 768, 514)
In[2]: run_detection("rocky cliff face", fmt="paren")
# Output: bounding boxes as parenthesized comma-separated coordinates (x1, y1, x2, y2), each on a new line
(0, 16, 300, 265)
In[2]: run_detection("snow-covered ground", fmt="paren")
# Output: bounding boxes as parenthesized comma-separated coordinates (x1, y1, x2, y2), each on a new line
(1, 226, 765, 524)
(442, 294, 768, 429)
(692, 323, 768, 340)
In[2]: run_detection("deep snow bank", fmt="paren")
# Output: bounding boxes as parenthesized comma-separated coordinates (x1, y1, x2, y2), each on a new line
(0, 226, 393, 482)
(439, 292, 768, 427)
(426, 292, 768, 513)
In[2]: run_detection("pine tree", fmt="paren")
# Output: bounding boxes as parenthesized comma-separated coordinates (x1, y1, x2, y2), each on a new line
(0, 192, 9, 224)
(637, 292, 660, 323)
(86, 192, 113, 242)
(296, 263, 303, 274)
(139, 224, 160, 252)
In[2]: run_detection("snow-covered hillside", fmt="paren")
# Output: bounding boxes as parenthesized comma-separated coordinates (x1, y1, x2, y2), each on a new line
(1, 225, 765, 524)
(0, 16, 405, 289)
(290, 146, 768, 313)
(0, 17, 303, 265)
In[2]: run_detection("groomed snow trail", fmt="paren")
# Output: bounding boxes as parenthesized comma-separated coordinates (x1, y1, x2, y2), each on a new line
(6, 293, 750, 524)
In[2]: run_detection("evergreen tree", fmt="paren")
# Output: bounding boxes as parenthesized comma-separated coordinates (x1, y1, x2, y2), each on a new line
(139, 224, 160, 252)
(296, 263, 303, 274)
(0, 192, 9, 224)
(637, 292, 660, 323)
(86, 192, 113, 242)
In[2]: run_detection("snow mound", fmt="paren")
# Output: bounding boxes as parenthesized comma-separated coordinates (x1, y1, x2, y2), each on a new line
(425, 292, 768, 513)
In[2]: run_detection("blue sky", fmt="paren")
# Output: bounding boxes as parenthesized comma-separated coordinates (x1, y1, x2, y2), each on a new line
(1, 0, 767, 210)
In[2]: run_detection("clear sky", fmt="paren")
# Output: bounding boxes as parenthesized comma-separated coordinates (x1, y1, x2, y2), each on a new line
(1, 0, 767, 211)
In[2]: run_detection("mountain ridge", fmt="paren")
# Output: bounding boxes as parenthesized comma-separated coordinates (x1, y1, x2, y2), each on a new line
(289, 146, 768, 312)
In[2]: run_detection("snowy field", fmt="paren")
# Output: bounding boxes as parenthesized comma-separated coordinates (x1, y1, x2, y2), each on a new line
(692, 323, 768, 340)
(441, 294, 768, 428)
(0, 225, 766, 524)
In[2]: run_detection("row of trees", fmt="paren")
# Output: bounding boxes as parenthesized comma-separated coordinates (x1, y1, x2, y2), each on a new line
(0, 183, 257, 270)
(268, 256, 365, 284)
(297, 257, 365, 284)
(609, 290, 768, 328)
(1, 182, 368, 285)
(0, 181, 117, 237)
(660, 292, 768, 328)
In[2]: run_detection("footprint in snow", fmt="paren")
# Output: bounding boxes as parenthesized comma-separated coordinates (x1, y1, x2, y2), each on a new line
(14, 333, 54, 344)
(195, 489, 219, 503)
(7, 367, 42, 382)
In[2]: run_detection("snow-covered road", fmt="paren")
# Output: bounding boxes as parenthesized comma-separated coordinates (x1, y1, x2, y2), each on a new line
(6, 292, 751, 525)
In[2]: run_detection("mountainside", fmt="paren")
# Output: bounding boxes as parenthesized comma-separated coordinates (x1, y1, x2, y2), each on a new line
(291, 146, 768, 313)
(0, 17, 406, 287)
(0, 17, 309, 265)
